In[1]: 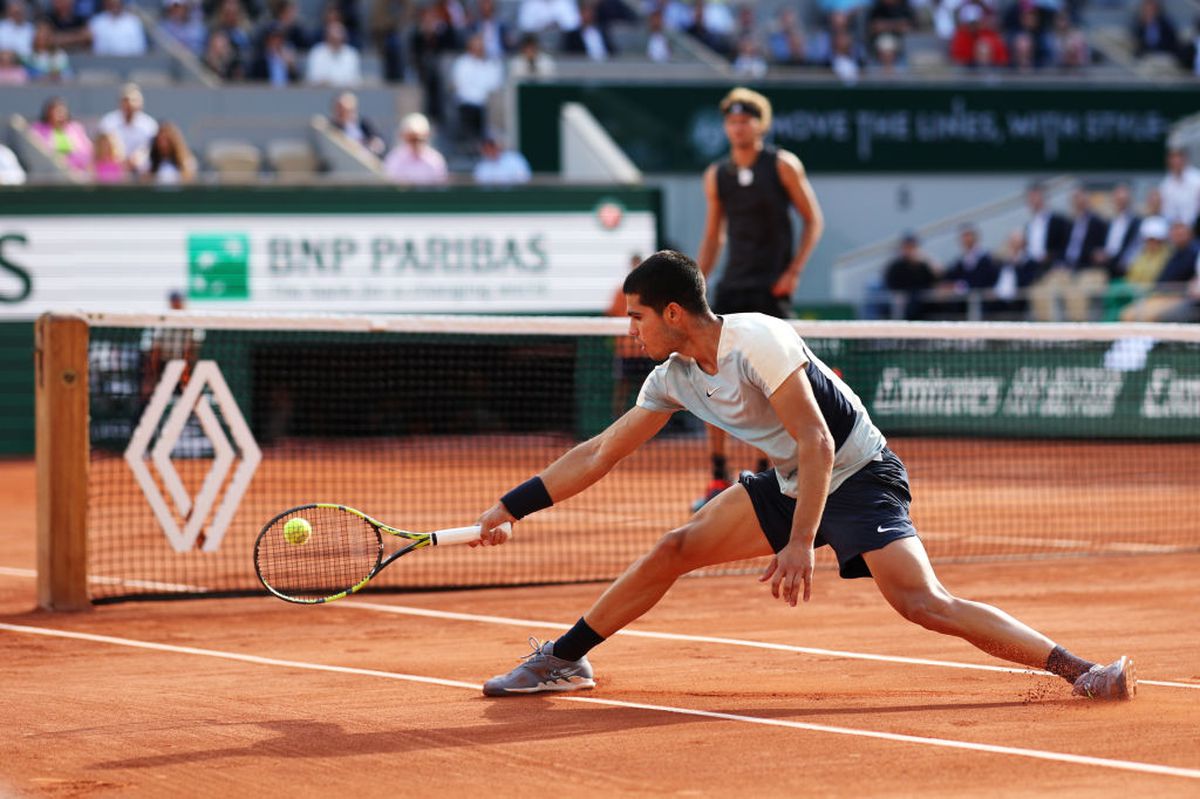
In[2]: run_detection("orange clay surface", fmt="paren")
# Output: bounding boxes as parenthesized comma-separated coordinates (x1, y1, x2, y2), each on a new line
(2, 457, 1200, 798)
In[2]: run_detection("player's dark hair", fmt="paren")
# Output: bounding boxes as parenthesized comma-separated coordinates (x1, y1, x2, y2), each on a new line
(623, 250, 710, 315)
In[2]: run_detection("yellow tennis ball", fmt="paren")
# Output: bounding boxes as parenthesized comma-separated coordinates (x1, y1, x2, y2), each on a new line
(283, 517, 311, 545)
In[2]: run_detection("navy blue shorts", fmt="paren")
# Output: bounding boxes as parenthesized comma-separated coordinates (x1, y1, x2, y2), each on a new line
(738, 448, 917, 579)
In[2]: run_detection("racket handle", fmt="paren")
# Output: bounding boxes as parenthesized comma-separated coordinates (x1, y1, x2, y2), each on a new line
(433, 522, 511, 547)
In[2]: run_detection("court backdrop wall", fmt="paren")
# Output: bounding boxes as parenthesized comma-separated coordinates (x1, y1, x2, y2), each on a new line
(0, 185, 663, 454)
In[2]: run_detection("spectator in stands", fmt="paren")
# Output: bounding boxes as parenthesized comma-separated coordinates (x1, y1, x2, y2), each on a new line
(260, 0, 311, 51)
(146, 121, 197, 184)
(950, 4, 1008, 68)
(1160, 147, 1200, 231)
(368, 0, 411, 82)
(472, 133, 532, 184)
(517, 0, 580, 34)
(89, 0, 148, 55)
(1003, 2, 1051, 68)
(1049, 9, 1089, 70)
(470, 0, 512, 59)
(204, 31, 245, 79)
(869, 32, 905, 75)
(509, 31, 556, 77)
(732, 35, 767, 77)
(993, 229, 1040, 316)
(564, 1, 615, 60)
(31, 96, 92, 175)
(0, 0, 34, 58)
(410, 3, 459, 123)
(1119, 216, 1171, 299)
(883, 231, 938, 320)
(383, 112, 448, 184)
(250, 22, 300, 84)
(1121, 219, 1200, 322)
(1031, 186, 1109, 321)
(1175, 14, 1200, 74)
(322, 0, 367, 50)
(99, 83, 159, 175)
(451, 31, 503, 146)
(646, 7, 670, 62)
(91, 131, 128, 184)
(684, 0, 733, 57)
(1101, 182, 1142, 277)
(0, 48, 27, 83)
(867, 0, 914, 62)
(46, 0, 92, 52)
(1131, 0, 1178, 59)
(328, 90, 386, 158)
(766, 8, 805, 66)
(1022, 180, 1070, 285)
(211, 0, 254, 63)
(937, 222, 1001, 318)
(828, 25, 863, 82)
(305, 20, 361, 86)
(160, 0, 207, 57)
(0, 143, 26, 185)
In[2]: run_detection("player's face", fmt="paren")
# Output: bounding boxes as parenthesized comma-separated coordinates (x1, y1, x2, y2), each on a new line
(625, 294, 680, 361)
(723, 113, 762, 147)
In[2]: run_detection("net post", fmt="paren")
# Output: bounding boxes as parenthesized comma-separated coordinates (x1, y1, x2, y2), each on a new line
(35, 313, 91, 611)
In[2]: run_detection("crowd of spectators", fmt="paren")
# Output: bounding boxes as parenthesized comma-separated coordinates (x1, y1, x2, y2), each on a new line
(21, 83, 198, 184)
(876, 148, 1200, 324)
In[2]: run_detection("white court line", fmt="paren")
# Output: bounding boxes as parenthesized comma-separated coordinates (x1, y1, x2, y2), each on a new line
(343, 601, 1200, 691)
(1, 567, 1194, 690)
(0, 621, 1197, 782)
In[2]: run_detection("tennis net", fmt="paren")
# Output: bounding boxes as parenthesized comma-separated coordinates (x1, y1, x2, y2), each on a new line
(48, 313, 1200, 603)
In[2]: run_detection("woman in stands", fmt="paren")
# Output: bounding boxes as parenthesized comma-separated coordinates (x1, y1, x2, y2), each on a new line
(31, 96, 91, 175)
(145, 122, 197, 185)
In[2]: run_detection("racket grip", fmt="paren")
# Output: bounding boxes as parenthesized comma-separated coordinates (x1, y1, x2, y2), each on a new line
(433, 522, 511, 547)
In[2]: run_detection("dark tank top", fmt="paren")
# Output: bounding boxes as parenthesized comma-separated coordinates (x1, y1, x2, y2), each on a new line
(714, 146, 794, 291)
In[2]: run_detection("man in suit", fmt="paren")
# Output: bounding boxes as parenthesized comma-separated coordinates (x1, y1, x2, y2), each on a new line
(563, 1, 614, 59)
(1030, 185, 1104, 321)
(937, 223, 1000, 319)
(1100, 182, 1143, 277)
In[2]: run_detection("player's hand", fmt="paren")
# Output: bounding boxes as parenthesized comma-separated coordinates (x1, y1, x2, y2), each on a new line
(473, 503, 516, 548)
(771, 270, 799, 299)
(758, 542, 814, 606)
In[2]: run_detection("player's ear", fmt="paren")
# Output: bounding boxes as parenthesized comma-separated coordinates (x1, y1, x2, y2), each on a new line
(663, 302, 682, 324)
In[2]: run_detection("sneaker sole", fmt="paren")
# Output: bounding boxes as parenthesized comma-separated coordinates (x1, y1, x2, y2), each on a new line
(483, 676, 596, 697)
(1120, 656, 1137, 700)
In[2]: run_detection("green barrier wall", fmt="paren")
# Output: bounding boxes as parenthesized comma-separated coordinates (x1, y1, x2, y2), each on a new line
(519, 82, 1199, 174)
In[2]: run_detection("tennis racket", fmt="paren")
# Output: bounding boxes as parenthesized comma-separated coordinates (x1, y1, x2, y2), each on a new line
(254, 503, 511, 605)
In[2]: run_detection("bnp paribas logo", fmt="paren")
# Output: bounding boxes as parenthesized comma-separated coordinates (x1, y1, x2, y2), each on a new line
(188, 233, 249, 300)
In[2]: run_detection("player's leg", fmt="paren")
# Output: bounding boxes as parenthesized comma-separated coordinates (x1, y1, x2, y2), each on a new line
(482, 483, 772, 696)
(585, 482, 773, 637)
(864, 537, 1135, 698)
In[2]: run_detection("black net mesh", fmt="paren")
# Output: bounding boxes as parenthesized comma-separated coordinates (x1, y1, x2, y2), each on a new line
(86, 318, 1200, 602)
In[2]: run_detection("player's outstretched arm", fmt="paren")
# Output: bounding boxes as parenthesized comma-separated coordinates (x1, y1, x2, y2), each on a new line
(475, 406, 671, 545)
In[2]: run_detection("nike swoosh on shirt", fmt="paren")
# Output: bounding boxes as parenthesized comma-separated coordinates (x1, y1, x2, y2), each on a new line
(706, 388, 718, 397)
(877, 525, 907, 534)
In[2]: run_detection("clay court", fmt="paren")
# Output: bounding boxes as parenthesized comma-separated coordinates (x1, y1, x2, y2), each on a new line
(3, 444, 1200, 798)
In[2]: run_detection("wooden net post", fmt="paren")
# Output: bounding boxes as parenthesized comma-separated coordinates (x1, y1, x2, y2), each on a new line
(35, 313, 90, 611)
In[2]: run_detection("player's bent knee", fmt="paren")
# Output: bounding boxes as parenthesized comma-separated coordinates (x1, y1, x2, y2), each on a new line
(644, 527, 693, 575)
(897, 591, 957, 631)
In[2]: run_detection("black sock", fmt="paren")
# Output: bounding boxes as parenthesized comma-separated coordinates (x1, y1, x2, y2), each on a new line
(1045, 645, 1095, 684)
(755, 457, 770, 474)
(711, 454, 728, 481)
(552, 618, 605, 662)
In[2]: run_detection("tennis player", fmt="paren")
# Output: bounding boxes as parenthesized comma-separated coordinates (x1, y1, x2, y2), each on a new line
(475, 250, 1135, 701)
(693, 87, 824, 511)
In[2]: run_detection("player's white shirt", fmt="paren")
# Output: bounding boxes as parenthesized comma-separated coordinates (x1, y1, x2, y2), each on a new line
(636, 313, 886, 497)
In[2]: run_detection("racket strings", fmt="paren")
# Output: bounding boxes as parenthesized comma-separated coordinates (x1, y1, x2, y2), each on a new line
(255, 507, 381, 601)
